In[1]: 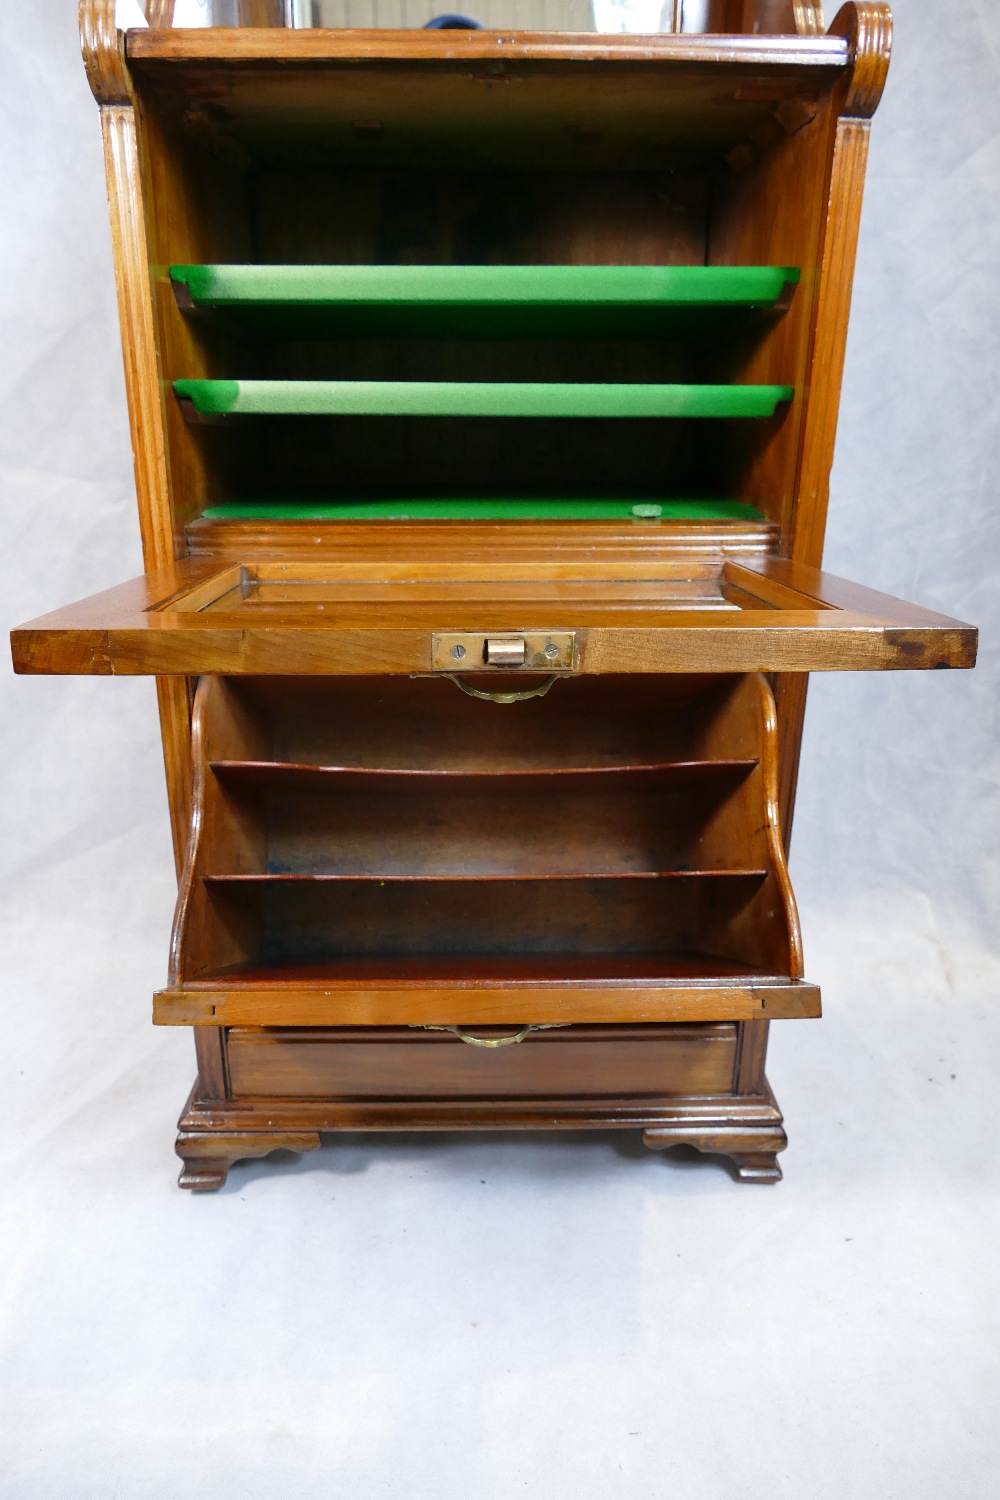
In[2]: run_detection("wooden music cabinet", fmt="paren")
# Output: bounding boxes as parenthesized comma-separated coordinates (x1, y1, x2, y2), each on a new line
(11, 0, 976, 1188)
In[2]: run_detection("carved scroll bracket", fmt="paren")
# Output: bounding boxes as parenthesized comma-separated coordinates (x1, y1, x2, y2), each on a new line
(829, 1, 893, 119)
(80, 0, 133, 106)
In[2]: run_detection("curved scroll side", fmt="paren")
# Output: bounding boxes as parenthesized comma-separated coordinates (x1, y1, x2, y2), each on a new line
(168, 677, 210, 985)
(828, 2, 892, 119)
(754, 674, 805, 980)
(80, 0, 132, 105)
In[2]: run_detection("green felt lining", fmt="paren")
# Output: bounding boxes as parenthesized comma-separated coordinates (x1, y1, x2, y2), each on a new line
(199, 498, 766, 522)
(174, 379, 794, 419)
(171, 263, 800, 308)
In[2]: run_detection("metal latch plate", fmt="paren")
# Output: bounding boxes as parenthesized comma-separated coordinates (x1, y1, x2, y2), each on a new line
(431, 631, 577, 672)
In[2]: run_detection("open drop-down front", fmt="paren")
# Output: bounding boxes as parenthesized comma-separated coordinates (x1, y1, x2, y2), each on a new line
(10, 556, 976, 678)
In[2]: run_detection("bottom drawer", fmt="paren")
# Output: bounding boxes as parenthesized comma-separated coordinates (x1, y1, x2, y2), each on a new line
(226, 1022, 738, 1100)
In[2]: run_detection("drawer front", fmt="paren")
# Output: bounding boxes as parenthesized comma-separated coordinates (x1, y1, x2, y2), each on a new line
(226, 1022, 738, 1100)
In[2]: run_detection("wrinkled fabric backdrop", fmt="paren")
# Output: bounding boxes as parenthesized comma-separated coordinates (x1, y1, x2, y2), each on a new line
(1, 3, 997, 1498)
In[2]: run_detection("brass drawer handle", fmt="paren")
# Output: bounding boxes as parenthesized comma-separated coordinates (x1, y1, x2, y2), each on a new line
(451, 1025, 533, 1047)
(446, 673, 558, 705)
(420, 1023, 567, 1047)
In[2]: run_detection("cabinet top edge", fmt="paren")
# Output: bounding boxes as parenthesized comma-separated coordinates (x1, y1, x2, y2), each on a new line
(124, 28, 852, 73)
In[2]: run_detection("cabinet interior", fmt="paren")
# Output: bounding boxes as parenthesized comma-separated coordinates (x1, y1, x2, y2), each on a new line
(172, 672, 801, 993)
(129, 47, 842, 551)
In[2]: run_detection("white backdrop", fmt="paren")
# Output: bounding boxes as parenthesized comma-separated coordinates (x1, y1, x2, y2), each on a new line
(1, 4, 998, 1497)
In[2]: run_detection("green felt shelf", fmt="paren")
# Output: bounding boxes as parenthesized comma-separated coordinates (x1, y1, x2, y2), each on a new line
(199, 498, 765, 522)
(174, 379, 794, 420)
(172, 263, 799, 307)
(170, 263, 799, 338)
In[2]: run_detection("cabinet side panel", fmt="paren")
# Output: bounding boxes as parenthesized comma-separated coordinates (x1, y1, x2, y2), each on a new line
(733, 1017, 770, 1093)
(712, 105, 876, 838)
(100, 103, 195, 863)
(194, 1027, 230, 1100)
(789, 114, 872, 568)
(133, 93, 258, 549)
(707, 92, 841, 541)
(99, 103, 173, 570)
(157, 676, 193, 878)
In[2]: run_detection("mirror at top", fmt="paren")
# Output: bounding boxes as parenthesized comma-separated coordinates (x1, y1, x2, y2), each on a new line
(146, 1, 817, 37)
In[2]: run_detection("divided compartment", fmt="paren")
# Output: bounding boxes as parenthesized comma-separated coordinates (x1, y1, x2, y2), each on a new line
(126, 42, 841, 543)
(165, 673, 811, 1024)
(167, 261, 797, 524)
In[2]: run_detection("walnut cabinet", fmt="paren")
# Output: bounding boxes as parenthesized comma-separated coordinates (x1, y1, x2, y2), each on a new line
(10, 0, 976, 1187)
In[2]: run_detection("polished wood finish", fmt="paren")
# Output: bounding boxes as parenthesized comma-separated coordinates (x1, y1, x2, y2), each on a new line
(156, 977, 822, 1025)
(8, 2, 971, 1188)
(225, 1024, 740, 1099)
(184, 517, 779, 561)
(81, 2, 197, 867)
(10, 556, 976, 676)
(175, 1075, 788, 1188)
(144, 1, 177, 26)
(128, 29, 849, 66)
(162, 674, 811, 1019)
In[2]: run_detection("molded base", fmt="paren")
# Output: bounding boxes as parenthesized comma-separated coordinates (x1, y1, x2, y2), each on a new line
(175, 1080, 787, 1189)
(640, 1084, 786, 1181)
(176, 1125, 322, 1190)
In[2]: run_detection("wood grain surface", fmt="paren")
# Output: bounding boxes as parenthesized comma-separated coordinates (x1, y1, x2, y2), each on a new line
(53, 3, 969, 1190)
(10, 555, 976, 676)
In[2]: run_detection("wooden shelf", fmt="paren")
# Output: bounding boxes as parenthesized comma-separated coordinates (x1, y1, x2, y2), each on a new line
(181, 952, 779, 986)
(202, 754, 762, 881)
(209, 758, 758, 790)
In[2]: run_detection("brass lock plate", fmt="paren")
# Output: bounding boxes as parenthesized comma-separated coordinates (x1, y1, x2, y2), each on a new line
(431, 631, 576, 672)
